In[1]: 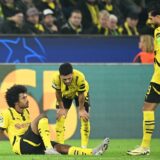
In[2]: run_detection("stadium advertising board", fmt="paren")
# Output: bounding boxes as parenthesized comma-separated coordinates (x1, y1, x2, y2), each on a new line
(0, 36, 139, 63)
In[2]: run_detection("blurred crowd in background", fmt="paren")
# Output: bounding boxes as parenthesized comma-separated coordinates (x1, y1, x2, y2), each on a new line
(0, 0, 158, 35)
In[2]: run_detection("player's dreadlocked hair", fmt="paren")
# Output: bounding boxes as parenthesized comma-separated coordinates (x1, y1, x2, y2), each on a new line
(5, 85, 27, 108)
(59, 63, 73, 76)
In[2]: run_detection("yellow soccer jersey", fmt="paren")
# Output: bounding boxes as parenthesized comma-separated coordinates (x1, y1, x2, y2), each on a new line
(52, 69, 89, 99)
(151, 26, 160, 84)
(0, 108, 30, 146)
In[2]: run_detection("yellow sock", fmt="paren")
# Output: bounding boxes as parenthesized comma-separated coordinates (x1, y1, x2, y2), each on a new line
(81, 118, 90, 148)
(38, 118, 52, 149)
(56, 116, 65, 144)
(68, 146, 92, 155)
(141, 111, 155, 148)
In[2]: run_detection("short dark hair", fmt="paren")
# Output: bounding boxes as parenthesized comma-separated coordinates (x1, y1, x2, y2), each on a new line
(127, 12, 139, 20)
(150, 9, 160, 17)
(59, 63, 73, 76)
(70, 9, 82, 17)
(5, 85, 27, 108)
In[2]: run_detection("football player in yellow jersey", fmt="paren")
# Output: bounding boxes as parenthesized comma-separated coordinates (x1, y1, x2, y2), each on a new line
(127, 7, 160, 156)
(0, 85, 109, 155)
(52, 63, 90, 148)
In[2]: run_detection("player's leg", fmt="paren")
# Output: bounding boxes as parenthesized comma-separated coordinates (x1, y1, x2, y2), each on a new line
(20, 125, 46, 154)
(55, 97, 71, 144)
(141, 102, 157, 150)
(51, 137, 109, 155)
(127, 82, 160, 156)
(127, 102, 157, 156)
(30, 113, 58, 154)
(75, 93, 91, 148)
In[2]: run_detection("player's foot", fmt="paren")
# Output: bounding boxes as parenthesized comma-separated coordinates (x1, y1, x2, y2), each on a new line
(127, 146, 150, 156)
(93, 137, 110, 155)
(45, 148, 60, 155)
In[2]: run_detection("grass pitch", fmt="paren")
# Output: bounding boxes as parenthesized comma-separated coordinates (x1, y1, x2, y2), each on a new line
(0, 139, 160, 160)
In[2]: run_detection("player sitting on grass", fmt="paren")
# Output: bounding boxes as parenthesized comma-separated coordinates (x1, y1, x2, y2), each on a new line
(0, 85, 109, 155)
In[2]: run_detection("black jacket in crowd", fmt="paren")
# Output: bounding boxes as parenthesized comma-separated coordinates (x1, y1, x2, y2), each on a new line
(61, 22, 83, 34)
(0, 20, 29, 34)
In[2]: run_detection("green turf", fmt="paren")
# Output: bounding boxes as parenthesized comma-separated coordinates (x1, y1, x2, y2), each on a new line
(0, 139, 160, 160)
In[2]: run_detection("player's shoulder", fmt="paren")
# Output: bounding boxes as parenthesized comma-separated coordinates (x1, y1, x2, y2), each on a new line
(52, 71, 61, 89)
(24, 108, 30, 115)
(0, 108, 13, 117)
(52, 71, 60, 77)
(155, 27, 160, 36)
(52, 71, 60, 82)
(73, 69, 87, 85)
(73, 69, 85, 78)
(1, 108, 11, 114)
(155, 26, 160, 32)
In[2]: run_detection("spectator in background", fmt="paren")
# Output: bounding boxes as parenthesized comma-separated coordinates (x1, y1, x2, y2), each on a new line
(61, 10, 83, 34)
(33, 0, 66, 28)
(133, 35, 154, 64)
(59, 0, 77, 19)
(0, 3, 4, 19)
(77, 0, 99, 30)
(25, 7, 45, 34)
(42, 9, 58, 34)
(21, 0, 35, 8)
(0, 10, 29, 34)
(98, 0, 114, 14)
(96, 0, 143, 26)
(0, 0, 24, 18)
(88, 10, 110, 35)
(108, 14, 120, 36)
(120, 12, 139, 36)
(18, 0, 36, 14)
(115, 0, 143, 24)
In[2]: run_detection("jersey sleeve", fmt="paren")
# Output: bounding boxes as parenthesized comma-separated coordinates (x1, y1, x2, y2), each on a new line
(155, 28, 160, 51)
(0, 111, 9, 130)
(52, 73, 61, 90)
(77, 73, 87, 92)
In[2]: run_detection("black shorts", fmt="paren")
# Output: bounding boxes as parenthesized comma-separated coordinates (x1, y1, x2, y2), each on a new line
(145, 82, 160, 103)
(56, 93, 90, 112)
(20, 126, 58, 154)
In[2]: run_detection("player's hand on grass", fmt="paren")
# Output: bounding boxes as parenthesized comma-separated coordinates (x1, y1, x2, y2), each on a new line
(79, 108, 89, 121)
(56, 108, 67, 120)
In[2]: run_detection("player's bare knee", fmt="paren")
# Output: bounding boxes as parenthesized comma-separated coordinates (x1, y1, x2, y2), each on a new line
(142, 102, 157, 111)
(36, 113, 48, 123)
(32, 113, 48, 126)
(39, 113, 47, 119)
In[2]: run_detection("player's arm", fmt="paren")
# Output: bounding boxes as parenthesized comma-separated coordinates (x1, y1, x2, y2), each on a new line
(78, 91, 89, 121)
(78, 91, 85, 110)
(77, 73, 89, 121)
(155, 30, 160, 64)
(156, 32, 160, 50)
(52, 77, 67, 119)
(55, 90, 67, 119)
(55, 89, 64, 108)
(52, 77, 64, 108)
